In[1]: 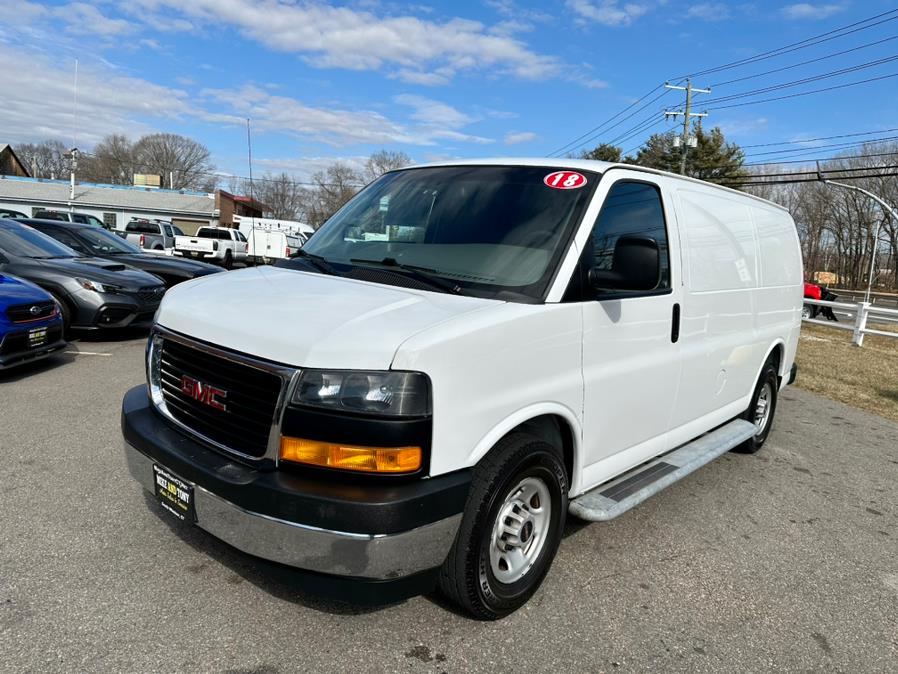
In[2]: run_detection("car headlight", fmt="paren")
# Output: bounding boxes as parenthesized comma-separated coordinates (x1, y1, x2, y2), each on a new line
(292, 369, 430, 416)
(76, 277, 121, 294)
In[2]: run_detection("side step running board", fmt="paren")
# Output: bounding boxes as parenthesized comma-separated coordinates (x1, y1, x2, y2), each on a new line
(569, 419, 757, 522)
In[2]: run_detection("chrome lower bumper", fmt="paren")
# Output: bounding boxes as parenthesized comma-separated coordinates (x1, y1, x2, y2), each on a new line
(124, 442, 461, 580)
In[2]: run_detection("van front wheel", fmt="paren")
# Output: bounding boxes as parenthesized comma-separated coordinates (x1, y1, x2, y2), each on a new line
(438, 433, 568, 620)
(734, 360, 779, 454)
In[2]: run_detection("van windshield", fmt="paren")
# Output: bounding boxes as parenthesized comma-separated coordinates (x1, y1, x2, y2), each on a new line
(300, 165, 598, 300)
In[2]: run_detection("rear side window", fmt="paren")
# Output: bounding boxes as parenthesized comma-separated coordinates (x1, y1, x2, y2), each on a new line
(591, 181, 670, 290)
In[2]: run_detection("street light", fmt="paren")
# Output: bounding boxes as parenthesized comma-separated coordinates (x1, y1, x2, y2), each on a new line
(816, 166, 895, 305)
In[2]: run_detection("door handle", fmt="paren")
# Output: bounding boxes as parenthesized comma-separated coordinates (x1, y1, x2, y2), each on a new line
(671, 303, 681, 343)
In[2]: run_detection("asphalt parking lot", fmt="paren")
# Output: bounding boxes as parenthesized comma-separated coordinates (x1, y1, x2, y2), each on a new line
(1, 333, 897, 672)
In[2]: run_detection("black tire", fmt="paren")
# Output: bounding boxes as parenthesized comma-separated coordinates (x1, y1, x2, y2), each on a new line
(50, 292, 72, 339)
(223, 250, 233, 269)
(733, 360, 779, 454)
(438, 433, 568, 620)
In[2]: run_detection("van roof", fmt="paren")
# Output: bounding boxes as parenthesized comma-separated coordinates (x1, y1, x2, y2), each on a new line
(406, 157, 788, 213)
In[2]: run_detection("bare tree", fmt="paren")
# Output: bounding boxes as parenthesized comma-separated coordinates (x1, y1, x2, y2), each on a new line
(306, 163, 363, 227)
(131, 133, 214, 190)
(363, 150, 411, 184)
(81, 134, 134, 184)
(15, 140, 69, 180)
(253, 172, 307, 220)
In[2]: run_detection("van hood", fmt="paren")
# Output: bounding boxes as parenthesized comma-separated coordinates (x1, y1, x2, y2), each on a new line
(155, 266, 497, 369)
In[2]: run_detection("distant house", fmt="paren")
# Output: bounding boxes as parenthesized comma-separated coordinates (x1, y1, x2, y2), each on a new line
(0, 175, 263, 234)
(0, 145, 31, 178)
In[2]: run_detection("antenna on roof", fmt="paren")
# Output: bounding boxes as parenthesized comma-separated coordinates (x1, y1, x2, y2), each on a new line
(246, 118, 256, 232)
(69, 59, 79, 204)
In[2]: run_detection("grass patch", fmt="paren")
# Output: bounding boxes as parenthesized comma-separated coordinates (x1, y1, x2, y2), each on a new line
(795, 322, 898, 422)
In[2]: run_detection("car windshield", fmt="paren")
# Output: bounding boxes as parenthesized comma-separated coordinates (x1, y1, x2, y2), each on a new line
(0, 224, 78, 259)
(78, 228, 141, 255)
(302, 165, 598, 300)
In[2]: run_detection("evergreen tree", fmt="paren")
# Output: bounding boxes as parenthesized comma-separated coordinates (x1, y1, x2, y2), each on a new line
(578, 143, 622, 162)
(630, 126, 747, 184)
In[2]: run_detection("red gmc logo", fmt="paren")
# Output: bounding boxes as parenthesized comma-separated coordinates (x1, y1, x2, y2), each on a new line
(180, 375, 228, 412)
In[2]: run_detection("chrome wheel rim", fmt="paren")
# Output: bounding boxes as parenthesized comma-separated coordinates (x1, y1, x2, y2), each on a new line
(489, 476, 552, 584)
(754, 382, 773, 435)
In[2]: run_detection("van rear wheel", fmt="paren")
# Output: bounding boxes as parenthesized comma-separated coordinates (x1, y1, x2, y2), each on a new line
(733, 360, 779, 454)
(438, 433, 567, 620)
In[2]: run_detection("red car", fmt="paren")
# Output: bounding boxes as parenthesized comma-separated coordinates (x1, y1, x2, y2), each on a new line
(803, 281, 838, 320)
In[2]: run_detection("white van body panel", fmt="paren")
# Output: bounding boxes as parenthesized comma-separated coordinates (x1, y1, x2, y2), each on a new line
(391, 302, 585, 488)
(156, 266, 496, 370)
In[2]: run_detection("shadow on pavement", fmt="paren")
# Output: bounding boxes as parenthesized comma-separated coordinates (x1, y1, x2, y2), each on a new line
(139, 492, 411, 617)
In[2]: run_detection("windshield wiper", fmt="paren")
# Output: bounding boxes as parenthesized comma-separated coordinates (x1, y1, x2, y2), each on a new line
(350, 257, 462, 295)
(290, 248, 338, 275)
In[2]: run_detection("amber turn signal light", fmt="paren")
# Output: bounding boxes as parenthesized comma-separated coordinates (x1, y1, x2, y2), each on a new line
(279, 436, 422, 473)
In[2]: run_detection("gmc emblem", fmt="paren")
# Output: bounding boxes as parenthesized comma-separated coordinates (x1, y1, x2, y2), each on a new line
(180, 375, 228, 412)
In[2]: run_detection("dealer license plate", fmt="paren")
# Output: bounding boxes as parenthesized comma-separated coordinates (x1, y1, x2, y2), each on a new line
(153, 464, 195, 522)
(28, 327, 48, 349)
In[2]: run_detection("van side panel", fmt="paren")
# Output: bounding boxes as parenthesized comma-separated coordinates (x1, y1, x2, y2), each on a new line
(391, 303, 585, 490)
(670, 187, 761, 428)
(751, 204, 803, 380)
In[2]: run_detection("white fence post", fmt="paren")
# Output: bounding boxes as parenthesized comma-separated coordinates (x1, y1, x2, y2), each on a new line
(852, 301, 870, 347)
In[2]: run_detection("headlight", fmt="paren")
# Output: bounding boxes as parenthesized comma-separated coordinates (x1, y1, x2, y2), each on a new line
(292, 369, 430, 416)
(76, 277, 121, 294)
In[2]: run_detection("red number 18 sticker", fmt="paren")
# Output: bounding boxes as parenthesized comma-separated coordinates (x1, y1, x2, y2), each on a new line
(543, 170, 587, 190)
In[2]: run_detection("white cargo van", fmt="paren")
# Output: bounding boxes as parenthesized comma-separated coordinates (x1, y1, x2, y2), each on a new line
(245, 228, 304, 264)
(121, 159, 802, 619)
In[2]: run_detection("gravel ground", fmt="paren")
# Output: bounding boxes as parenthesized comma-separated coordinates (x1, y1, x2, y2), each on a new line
(1, 333, 897, 673)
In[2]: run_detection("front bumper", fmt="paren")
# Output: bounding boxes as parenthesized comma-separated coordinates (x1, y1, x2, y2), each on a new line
(71, 289, 160, 329)
(0, 323, 66, 370)
(121, 385, 469, 581)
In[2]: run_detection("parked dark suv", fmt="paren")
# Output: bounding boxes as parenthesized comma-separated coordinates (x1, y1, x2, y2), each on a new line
(24, 220, 223, 288)
(0, 219, 166, 333)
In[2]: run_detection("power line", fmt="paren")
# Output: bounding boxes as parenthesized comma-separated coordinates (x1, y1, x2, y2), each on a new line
(745, 135, 898, 159)
(741, 126, 898, 149)
(701, 53, 898, 106)
(549, 84, 675, 157)
(710, 34, 898, 87)
(677, 8, 898, 79)
(708, 71, 898, 111)
(724, 171, 898, 187)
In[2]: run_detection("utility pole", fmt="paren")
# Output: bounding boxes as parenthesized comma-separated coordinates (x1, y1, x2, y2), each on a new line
(664, 79, 710, 175)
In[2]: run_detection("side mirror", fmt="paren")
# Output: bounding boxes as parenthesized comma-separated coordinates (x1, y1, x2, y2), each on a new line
(589, 234, 661, 292)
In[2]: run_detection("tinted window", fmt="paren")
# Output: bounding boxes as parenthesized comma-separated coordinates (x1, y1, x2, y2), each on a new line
(591, 181, 670, 290)
(172, 226, 184, 236)
(78, 227, 141, 255)
(103, 213, 117, 229)
(164, 225, 174, 238)
(0, 223, 78, 258)
(48, 228, 90, 255)
(196, 229, 217, 239)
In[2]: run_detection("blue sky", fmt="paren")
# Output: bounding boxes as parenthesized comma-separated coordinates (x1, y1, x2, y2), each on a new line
(1, 1, 897, 181)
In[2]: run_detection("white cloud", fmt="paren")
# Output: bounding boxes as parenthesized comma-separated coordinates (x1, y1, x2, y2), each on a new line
(686, 3, 731, 21)
(504, 131, 538, 145)
(60, 3, 135, 36)
(781, 3, 846, 20)
(566, 0, 649, 26)
(394, 94, 474, 129)
(0, 42, 495, 150)
(125, 0, 562, 83)
(716, 117, 768, 136)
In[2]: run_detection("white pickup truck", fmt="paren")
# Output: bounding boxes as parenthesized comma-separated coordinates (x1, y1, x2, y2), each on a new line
(173, 227, 248, 268)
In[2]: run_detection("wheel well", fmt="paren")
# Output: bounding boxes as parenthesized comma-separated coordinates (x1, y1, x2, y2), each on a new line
(768, 343, 784, 381)
(515, 414, 575, 487)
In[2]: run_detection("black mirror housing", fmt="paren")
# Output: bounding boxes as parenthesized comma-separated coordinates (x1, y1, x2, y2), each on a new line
(590, 234, 661, 292)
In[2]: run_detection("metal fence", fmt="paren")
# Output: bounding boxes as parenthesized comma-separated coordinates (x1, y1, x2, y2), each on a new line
(803, 298, 898, 346)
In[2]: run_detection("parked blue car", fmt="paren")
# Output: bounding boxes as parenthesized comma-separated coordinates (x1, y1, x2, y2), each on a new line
(0, 273, 67, 370)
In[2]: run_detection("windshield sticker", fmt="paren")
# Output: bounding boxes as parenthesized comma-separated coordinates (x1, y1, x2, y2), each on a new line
(544, 171, 587, 190)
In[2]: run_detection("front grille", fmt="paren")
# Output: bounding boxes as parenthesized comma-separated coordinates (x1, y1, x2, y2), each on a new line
(135, 286, 165, 303)
(0, 325, 63, 355)
(158, 338, 283, 458)
(6, 301, 57, 323)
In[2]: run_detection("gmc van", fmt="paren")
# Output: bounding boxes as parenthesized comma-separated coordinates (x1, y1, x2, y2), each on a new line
(121, 159, 802, 619)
